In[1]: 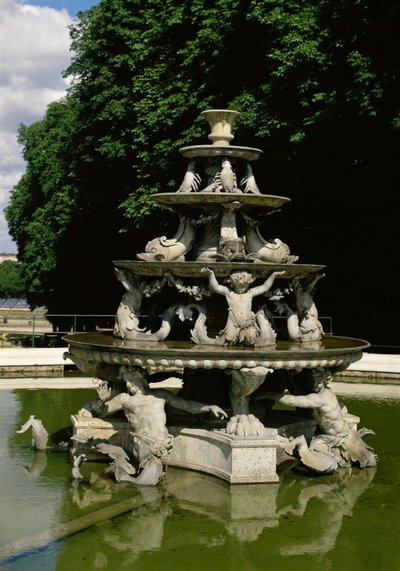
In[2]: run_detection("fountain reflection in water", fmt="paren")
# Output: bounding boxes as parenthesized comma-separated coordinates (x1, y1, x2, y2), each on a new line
(1, 385, 398, 570)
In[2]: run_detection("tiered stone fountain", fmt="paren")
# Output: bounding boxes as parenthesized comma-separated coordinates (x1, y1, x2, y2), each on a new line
(64, 109, 375, 485)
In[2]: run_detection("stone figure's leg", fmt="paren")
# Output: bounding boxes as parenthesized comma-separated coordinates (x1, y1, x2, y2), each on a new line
(226, 367, 271, 436)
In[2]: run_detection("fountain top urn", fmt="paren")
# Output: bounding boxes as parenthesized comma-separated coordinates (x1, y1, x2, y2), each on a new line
(201, 109, 240, 146)
(180, 108, 263, 160)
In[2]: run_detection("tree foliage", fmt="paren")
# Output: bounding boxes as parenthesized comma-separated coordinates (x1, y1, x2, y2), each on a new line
(0, 260, 25, 298)
(6, 0, 400, 342)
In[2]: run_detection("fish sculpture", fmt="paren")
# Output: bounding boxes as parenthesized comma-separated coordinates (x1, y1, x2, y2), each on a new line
(17, 415, 49, 450)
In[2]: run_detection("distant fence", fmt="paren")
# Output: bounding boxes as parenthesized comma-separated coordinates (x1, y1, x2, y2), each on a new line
(0, 313, 116, 348)
(0, 313, 334, 348)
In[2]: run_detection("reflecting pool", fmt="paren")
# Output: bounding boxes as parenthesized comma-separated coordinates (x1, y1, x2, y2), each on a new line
(0, 383, 399, 571)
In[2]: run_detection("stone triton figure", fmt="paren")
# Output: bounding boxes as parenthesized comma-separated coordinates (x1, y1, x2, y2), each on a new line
(263, 368, 377, 473)
(94, 366, 228, 486)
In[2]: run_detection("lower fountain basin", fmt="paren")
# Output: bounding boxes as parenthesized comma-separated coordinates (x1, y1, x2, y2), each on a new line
(64, 332, 369, 376)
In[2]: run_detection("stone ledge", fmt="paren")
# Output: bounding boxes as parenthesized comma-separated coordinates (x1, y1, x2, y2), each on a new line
(333, 352, 400, 382)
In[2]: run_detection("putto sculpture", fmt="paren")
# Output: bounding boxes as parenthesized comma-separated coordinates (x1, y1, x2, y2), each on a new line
(64, 109, 376, 485)
(197, 267, 283, 346)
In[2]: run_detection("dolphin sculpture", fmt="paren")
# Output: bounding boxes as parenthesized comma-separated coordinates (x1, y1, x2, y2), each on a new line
(17, 415, 49, 450)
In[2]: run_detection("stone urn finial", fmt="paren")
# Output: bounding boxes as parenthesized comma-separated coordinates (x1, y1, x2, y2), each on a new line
(201, 109, 240, 146)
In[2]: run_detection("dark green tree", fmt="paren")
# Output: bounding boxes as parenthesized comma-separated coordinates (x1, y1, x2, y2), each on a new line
(0, 260, 25, 298)
(6, 0, 400, 343)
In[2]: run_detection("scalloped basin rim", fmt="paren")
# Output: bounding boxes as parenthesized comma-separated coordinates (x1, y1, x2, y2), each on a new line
(64, 332, 370, 359)
(150, 192, 291, 208)
(179, 145, 263, 160)
(112, 260, 326, 279)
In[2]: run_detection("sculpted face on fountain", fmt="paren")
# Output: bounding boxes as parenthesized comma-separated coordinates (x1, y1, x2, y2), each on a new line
(227, 270, 256, 293)
(119, 366, 148, 395)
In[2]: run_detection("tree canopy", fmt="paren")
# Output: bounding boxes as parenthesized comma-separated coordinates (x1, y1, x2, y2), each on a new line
(0, 260, 25, 298)
(6, 0, 400, 344)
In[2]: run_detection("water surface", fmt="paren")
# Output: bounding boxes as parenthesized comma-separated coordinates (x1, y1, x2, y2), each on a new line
(0, 386, 398, 571)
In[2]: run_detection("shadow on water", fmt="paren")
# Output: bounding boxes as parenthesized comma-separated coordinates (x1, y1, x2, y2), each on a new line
(0, 387, 399, 571)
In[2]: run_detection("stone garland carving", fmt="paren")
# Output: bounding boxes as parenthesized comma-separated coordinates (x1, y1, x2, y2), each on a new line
(164, 272, 210, 301)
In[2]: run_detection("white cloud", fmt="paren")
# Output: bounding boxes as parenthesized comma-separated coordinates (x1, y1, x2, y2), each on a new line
(0, 0, 73, 253)
(0, 170, 25, 253)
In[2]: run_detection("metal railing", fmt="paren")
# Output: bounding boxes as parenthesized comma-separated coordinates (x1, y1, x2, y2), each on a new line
(0, 313, 116, 348)
(1, 313, 334, 348)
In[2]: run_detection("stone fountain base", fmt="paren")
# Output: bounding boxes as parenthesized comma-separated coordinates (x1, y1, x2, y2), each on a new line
(71, 412, 317, 484)
(168, 426, 280, 483)
(65, 332, 368, 483)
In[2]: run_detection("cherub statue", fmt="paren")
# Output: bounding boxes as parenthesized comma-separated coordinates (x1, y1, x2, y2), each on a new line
(202, 268, 284, 345)
(263, 368, 377, 473)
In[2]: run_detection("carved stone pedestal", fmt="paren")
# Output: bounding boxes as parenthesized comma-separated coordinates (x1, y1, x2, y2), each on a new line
(70, 414, 132, 460)
(167, 426, 279, 483)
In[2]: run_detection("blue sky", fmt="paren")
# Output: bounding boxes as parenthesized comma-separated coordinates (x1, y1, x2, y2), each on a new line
(1, 0, 103, 253)
(17, 0, 99, 17)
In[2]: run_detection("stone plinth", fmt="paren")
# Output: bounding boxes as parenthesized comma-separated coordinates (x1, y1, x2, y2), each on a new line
(167, 426, 279, 483)
(71, 414, 131, 459)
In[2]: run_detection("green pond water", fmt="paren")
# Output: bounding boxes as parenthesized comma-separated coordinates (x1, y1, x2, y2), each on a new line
(0, 385, 399, 571)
